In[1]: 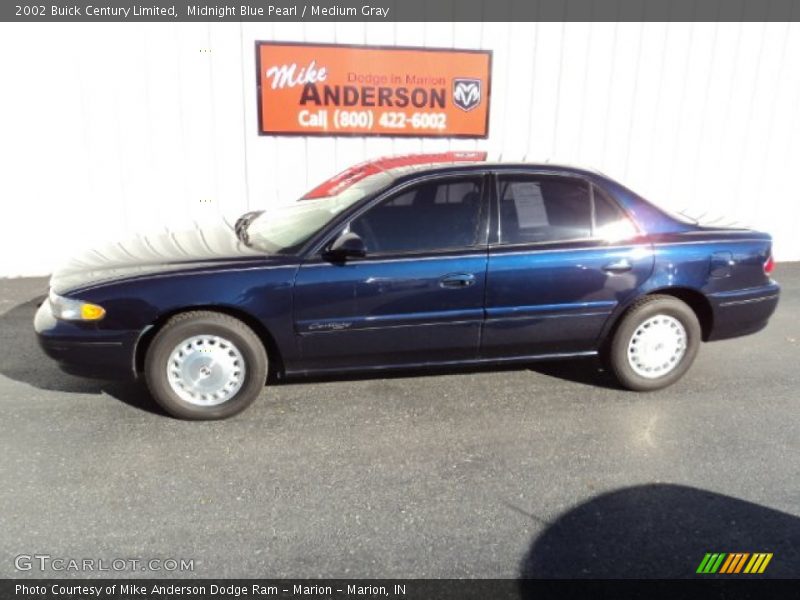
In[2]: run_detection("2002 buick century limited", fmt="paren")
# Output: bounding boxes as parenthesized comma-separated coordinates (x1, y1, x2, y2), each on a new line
(35, 152, 780, 419)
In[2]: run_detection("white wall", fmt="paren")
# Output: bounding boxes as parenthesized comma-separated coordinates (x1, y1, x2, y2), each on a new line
(1, 21, 799, 277)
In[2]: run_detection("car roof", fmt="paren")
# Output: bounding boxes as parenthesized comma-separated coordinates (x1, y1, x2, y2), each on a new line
(382, 160, 608, 182)
(301, 152, 611, 201)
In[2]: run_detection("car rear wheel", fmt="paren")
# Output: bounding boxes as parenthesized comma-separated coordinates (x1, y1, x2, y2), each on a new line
(144, 311, 268, 419)
(607, 295, 701, 391)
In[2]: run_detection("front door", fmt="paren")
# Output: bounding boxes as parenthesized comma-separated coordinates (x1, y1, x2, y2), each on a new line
(292, 174, 490, 372)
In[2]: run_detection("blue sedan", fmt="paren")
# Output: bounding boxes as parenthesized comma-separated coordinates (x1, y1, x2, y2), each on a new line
(35, 153, 780, 419)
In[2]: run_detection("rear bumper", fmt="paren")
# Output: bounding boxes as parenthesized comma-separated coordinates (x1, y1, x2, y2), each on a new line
(34, 299, 139, 380)
(707, 281, 780, 341)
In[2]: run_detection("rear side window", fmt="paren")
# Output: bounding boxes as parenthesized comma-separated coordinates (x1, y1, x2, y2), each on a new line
(350, 178, 484, 255)
(497, 176, 591, 244)
(592, 185, 638, 241)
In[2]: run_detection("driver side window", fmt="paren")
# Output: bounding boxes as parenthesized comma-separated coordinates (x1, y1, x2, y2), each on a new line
(349, 178, 484, 255)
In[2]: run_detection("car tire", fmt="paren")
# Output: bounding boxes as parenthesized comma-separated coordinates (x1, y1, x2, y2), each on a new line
(144, 311, 268, 420)
(607, 295, 701, 391)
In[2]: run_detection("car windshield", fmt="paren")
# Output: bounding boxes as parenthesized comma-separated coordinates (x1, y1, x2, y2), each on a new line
(245, 171, 394, 254)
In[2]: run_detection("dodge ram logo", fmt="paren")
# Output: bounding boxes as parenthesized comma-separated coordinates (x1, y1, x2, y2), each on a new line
(452, 78, 482, 112)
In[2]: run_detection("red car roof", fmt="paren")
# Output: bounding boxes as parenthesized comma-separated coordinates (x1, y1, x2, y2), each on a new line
(301, 151, 487, 200)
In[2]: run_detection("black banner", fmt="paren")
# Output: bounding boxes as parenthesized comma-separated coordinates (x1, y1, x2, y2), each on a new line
(4, 0, 800, 22)
(4, 579, 800, 600)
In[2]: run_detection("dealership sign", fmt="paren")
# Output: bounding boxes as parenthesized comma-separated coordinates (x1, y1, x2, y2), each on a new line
(256, 42, 491, 138)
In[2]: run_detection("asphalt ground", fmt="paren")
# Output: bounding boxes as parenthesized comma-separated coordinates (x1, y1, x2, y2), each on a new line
(1, 265, 799, 579)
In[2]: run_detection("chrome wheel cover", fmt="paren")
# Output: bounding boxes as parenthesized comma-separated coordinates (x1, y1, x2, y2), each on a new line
(166, 335, 246, 406)
(627, 314, 687, 379)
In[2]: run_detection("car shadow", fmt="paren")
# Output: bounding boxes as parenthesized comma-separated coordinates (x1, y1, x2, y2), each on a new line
(518, 483, 800, 581)
(283, 356, 621, 390)
(1, 294, 620, 415)
(0, 296, 166, 415)
(527, 357, 621, 390)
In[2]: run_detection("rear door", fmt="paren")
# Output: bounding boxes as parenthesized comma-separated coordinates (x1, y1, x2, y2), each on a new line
(482, 172, 654, 358)
(292, 173, 490, 371)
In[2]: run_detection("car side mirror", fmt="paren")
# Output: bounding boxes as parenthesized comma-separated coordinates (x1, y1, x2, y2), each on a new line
(325, 231, 366, 261)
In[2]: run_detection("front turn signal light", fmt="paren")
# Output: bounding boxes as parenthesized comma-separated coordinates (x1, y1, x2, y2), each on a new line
(49, 291, 106, 321)
(80, 303, 106, 321)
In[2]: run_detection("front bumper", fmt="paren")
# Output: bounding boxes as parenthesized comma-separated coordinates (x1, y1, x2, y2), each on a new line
(34, 299, 139, 380)
(707, 281, 780, 341)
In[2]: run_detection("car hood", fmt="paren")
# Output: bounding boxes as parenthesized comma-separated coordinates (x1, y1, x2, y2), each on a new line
(50, 221, 272, 294)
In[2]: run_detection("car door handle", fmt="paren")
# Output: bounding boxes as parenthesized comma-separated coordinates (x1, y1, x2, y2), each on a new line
(602, 259, 633, 273)
(440, 273, 476, 288)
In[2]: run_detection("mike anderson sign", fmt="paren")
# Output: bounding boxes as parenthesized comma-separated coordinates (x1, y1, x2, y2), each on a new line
(256, 42, 491, 138)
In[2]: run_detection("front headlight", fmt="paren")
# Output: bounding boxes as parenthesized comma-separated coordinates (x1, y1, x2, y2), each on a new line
(49, 291, 106, 321)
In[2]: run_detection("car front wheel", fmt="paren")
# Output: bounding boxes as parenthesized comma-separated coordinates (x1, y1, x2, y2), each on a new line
(608, 295, 701, 391)
(144, 311, 268, 419)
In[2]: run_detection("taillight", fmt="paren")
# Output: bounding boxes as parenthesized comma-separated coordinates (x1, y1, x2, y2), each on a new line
(764, 253, 775, 276)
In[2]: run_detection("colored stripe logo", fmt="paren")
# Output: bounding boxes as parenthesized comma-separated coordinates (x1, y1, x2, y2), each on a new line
(696, 552, 773, 574)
